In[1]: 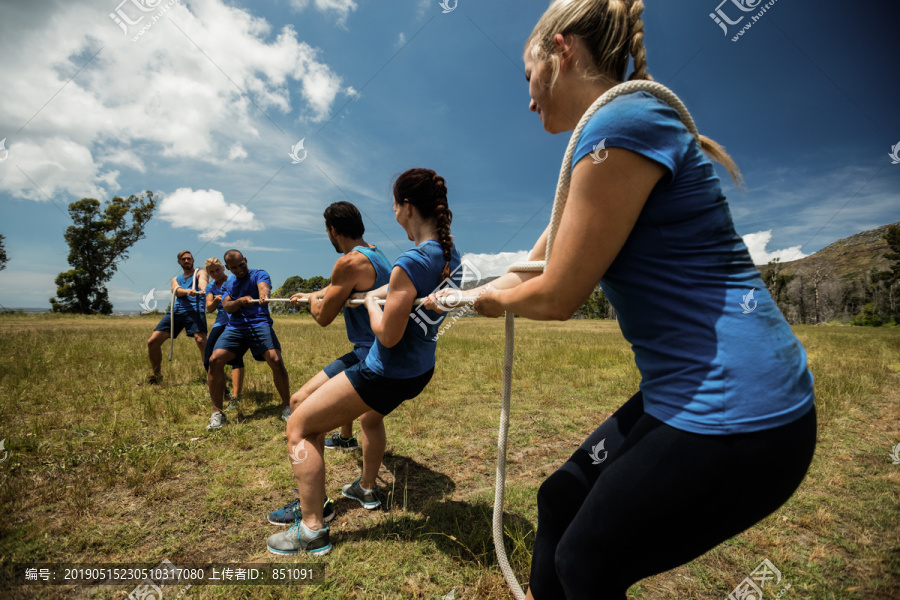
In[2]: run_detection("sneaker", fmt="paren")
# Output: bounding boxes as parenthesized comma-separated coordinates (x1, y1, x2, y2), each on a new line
(325, 433, 359, 451)
(342, 478, 381, 510)
(266, 520, 332, 556)
(281, 406, 291, 422)
(268, 495, 335, 526)
(206, 411, 227, 431)
(224, 396, 242, 412)
(142, 375, 162, 386)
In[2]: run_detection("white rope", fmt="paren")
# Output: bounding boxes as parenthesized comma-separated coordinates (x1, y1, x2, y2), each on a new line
(251, 297, 479, 308)
(491, 81, 700, 600)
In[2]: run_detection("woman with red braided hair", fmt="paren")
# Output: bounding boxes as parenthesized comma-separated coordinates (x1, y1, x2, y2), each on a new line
(267, 168, 462, 557)
(457, 0, 816, 598)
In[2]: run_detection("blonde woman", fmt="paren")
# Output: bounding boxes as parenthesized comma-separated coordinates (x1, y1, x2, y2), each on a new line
(203, 257, 245, 410)
(460, 2, 816, 597)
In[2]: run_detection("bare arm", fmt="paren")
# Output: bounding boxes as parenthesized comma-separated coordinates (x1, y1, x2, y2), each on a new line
(309, 254, 376, 326)
(257, 280, 272, 305)
(206, 293, 221, 313)
(366, 267, 417, 348)
(196, 270, 209, 294)
(222, 295, 247, 314)
(474, 148, 665, 320)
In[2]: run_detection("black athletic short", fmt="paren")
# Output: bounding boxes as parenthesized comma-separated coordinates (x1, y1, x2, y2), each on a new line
(343, 362, 434, 416)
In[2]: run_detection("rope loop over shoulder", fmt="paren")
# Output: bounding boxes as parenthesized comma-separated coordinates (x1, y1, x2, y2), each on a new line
(492, 81, 700, 600)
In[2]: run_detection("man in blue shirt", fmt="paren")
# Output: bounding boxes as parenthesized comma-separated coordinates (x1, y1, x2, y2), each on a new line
(205, 249, 290, 431)
(266, 201, 391, 526)
(145, 250, 209, 385)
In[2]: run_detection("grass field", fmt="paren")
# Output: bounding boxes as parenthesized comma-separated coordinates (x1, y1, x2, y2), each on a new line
(0, 314, 898, 599)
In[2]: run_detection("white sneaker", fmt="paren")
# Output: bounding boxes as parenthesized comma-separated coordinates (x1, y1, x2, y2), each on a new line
(281, 406, 291, 422)
(207, 411, 227, 431)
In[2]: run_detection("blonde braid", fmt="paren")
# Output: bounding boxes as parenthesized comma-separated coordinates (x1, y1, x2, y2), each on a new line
(627, 0, 653, 81)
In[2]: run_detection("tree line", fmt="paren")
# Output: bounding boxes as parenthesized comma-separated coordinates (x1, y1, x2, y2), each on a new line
(3, 194, 896, 326)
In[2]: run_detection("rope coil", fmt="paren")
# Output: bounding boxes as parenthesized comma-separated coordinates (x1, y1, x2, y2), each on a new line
(491, 81, 700, 600)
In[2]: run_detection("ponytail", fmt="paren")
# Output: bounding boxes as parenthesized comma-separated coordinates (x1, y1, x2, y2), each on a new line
(393, 168, 454, 281)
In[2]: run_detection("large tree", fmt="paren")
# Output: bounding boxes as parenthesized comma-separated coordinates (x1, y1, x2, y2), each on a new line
(0, 233, 7, 272)
(50, 192, 156, 315)
(270, 275, 331, 314)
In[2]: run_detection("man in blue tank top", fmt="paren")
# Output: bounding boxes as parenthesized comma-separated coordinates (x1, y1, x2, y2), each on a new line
(145, 250, 209, 385)
(205, 249, 291, 431)
(267, 201, 391, 526)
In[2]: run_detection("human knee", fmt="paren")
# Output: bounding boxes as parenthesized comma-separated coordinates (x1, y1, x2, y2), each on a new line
(209, 354, 226, 370)
(537, 470, 584, 520)
(286, 418, 319, 446)
(289, 390, 306, 412)
(360, 411, 383, 431)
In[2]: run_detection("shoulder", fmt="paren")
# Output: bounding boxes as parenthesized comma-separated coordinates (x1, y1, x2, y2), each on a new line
(251, 269, 271, 281)
(576, 91, 694, 176)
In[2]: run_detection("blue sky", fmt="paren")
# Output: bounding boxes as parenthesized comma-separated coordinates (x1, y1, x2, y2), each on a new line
(0, 0, 897, 311)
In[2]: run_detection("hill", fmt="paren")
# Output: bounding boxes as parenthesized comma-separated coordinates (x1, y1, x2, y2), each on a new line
(762, 222, 898, 280)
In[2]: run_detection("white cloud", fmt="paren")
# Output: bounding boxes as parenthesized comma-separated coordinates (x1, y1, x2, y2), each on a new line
(216, 239, 292, 252)
(289, 0, 358, 25)
(0, 0, 350, 201)
(461, 251, 531, 281)
(397, 32, 407, 48)
(742, 230, 807, 265)
(416, 0, 432, 19)
(159, 188, 265, 242)
(228, 142, 248, 160)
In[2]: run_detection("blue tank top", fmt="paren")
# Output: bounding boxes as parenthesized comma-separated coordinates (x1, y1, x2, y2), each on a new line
(572, 91, 814, 435)
(364, 241, 461, 378)
(174, 270, 202, 314)
(205, 275, 234, 328)
(343, 246, 392, 350)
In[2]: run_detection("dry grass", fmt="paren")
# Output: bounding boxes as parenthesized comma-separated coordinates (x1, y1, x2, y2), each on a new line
(0, 314, 897, 599)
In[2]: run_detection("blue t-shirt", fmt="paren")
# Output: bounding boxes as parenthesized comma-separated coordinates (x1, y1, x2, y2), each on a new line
(173, 270, 203, 314)
(222, 269, 273, 330)
(205, 275, 235, 328)
(344, 245, 392, 351)
(364, 241, 461, 378)
(572, 91, 814, 435)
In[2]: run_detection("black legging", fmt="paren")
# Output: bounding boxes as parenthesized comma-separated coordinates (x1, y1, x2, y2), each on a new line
(529, 392, 816, 599)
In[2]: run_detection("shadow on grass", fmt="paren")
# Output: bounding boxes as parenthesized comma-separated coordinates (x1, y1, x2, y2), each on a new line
(336, 453, 535, 570)
(226, 391, 285, 422)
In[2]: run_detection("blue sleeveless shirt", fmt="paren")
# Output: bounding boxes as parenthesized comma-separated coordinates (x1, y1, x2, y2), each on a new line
(173, 270, 203, 314)
(364, 241, 462, 378)
(343, 246, 392, 350)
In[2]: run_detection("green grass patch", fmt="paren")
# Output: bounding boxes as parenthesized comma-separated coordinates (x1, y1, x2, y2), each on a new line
(0, 316, 897, 598)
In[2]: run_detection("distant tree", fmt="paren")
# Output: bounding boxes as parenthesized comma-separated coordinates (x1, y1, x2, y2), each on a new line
(270, 275, 331, 315)
(574, 286, 611, 319)
(762, 257, 793, 318)
(0, 233, 7, 272)
(878, 225, 900, 322)
(50, 193, 156, 315)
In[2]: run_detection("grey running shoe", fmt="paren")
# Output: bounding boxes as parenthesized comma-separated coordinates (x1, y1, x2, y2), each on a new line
(266, 520, 331, 556)
(281, 405, 291, 422)
(325, 433, 359, 450)
(268, 496, 335, 526)
(224, 396, 242, 412)
(207, 411, 227, 431)
(342, 478, 381, 510)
